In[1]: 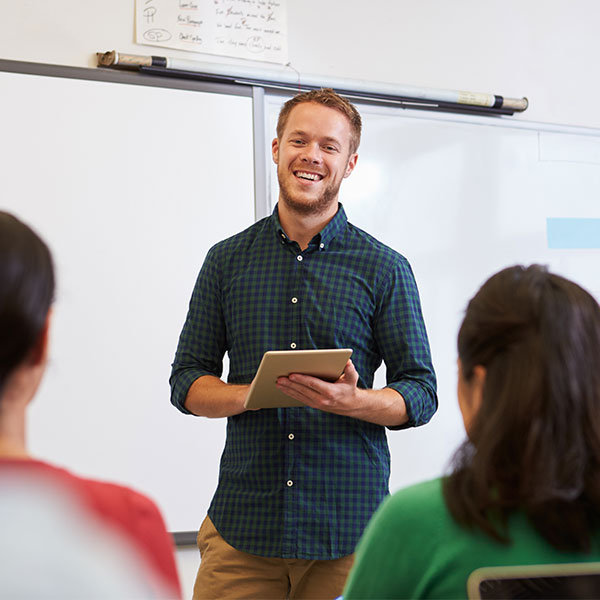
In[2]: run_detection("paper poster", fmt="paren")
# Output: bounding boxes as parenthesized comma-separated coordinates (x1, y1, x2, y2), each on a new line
(135, 0, 288, 64)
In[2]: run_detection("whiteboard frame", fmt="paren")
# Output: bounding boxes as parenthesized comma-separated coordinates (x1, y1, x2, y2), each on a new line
(3, 59, 599, 543)
(264, 86, 600, 522)
(0, 59, 267, 221)
(0, 59, 267, 542)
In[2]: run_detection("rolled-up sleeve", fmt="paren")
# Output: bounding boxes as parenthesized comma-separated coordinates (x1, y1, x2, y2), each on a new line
(169, 246, 226, 414)
(374, 258, 438, 429)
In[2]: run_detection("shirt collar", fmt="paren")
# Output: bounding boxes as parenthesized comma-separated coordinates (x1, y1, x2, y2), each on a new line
(320, 203, 347, 249)
(270, 203, 348, 251)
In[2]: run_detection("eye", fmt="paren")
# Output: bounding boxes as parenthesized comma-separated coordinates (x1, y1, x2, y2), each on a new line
(291, 139, 305, 146)
(323, 144, 339, 153)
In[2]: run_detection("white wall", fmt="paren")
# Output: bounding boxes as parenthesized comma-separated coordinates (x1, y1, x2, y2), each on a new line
(1, 2, 598, 596)
(0, 0, 599, 129)
(175, 547, 198, 600)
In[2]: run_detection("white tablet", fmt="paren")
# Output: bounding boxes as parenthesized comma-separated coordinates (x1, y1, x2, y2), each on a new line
(243, 349, 353, 409)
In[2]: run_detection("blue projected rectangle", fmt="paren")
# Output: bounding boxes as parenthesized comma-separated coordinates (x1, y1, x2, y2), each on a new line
(547, 218, 600, 249)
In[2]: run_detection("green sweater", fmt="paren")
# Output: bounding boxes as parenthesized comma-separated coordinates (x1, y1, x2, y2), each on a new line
(343, 478, 600, 599)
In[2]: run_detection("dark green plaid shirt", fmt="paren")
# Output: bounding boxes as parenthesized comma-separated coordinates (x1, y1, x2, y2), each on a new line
(170, 204, 437, 559)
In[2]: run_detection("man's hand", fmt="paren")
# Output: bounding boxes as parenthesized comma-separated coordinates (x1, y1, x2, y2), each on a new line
(276, 359, 409, 427)
(276, 359, 360, 414)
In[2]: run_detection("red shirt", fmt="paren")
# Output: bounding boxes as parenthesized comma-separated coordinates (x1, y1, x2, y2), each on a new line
(0, 458, 182, 598)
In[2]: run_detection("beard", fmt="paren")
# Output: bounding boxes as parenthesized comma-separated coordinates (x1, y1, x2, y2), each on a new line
(277, 165, 343, 217)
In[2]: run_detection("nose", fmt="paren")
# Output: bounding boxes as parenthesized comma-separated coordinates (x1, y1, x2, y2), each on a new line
(300, 142, 322, 164)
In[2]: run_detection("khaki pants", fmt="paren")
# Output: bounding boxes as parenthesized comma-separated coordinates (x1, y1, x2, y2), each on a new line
(193, 516, 354, 600)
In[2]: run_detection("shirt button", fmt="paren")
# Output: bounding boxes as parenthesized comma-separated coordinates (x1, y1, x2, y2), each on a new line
(297, 255, 303, 262)
(319, 243, 324, 249)
(291, 297, 298, 304)
(288, 433, 294, 440)
(287, 480, 294, 487)
(290, 342, 297, 349)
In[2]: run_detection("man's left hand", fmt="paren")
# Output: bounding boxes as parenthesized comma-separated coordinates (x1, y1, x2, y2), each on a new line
(276, 359, 361, 416)
(276, 359, 409, 426)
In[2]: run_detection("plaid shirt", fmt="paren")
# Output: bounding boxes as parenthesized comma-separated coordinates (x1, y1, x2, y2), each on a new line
(170, 204, 437, 559)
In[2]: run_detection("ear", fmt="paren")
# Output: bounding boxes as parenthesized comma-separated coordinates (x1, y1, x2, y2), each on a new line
(457, 359, 486, 436)
(469, 365, 486, 416)
(344, 152, 358, 178)
(271, 138, 279, 165)
(28, 310, 52, 366)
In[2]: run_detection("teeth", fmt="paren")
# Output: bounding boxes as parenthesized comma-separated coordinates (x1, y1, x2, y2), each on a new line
(296, 171, 321, 181)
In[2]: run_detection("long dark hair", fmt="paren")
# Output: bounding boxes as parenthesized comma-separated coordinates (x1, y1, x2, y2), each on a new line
(444, 264, 600, 552)
(0, 211, 55, 394)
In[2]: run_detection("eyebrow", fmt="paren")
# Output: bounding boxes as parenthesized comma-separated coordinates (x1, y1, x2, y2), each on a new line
(287, 130, 342, 146)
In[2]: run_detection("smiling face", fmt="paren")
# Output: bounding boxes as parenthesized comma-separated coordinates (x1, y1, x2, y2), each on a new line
(272, 102, 358, 216)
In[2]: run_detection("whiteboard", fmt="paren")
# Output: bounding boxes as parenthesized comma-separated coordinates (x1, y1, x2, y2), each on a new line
(265, 94, 600, 492)
(0, 65, 255, 532)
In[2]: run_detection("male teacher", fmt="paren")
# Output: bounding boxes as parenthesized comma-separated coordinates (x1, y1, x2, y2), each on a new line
(170, 89, 437, 599)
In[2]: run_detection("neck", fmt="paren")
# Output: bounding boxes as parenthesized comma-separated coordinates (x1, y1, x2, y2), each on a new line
(0, 405, 28, 459)
(278, 199, 338, 250)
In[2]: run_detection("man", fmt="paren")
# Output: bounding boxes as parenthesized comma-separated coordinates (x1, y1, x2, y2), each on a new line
(170, 89, 437, 599)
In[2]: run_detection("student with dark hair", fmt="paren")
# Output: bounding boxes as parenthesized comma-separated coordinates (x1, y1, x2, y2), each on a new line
(0, 211, 181, 599)
(343, 264, 600, 599)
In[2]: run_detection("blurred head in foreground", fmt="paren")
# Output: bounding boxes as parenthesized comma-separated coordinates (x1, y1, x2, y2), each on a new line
(0, 211, 180, 598)
(0, 211, 53, 411)
(447, 264, 600, 552)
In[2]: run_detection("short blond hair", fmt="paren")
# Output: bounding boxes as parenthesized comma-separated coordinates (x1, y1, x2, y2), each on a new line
(276, 88, 362, 154)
